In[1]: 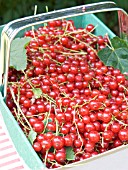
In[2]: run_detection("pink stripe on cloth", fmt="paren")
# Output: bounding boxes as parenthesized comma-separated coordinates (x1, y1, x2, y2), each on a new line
(8, 165, 25, 170)
(0, 151, 17, 159)
(0, 112, 29, 170)
(0, 158, 21, 167)
(0, 145, 13, 151)
(0, 138, 9, 144)
(0, 132, 6, 136)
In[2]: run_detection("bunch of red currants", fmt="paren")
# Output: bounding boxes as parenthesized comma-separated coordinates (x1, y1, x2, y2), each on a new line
(6, 19, 128, 169)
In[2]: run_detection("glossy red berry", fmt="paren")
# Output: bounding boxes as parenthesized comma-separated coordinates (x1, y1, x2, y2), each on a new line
(88, 131, 100, 143)
(52, 136, 65, 150)
(118, 129, 128, 141)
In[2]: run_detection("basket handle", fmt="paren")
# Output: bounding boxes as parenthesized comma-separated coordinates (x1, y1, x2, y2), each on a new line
(0, 1, 128, 98)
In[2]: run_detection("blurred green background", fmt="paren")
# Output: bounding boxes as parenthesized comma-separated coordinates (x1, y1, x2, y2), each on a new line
(0, 0, 127, 35)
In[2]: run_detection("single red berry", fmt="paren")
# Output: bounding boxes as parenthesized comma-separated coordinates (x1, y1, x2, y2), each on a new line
(52, 136, 65, 150)
(118, 129, 128, 141)
(88, 131, 100, 143)
(41, 139, 52, 150)
(33, 142, 42, 152)
(55, 152, 66, 163)
(64, 135, 73, 146)
(33, 121, 44, 133)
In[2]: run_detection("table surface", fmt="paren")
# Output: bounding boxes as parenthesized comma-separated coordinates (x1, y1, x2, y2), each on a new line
(0, 111, 30, 170)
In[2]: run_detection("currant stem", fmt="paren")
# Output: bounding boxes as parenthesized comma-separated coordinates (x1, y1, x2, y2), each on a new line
(13, 108, 30, 131)
(73, 109, 84, 149)
(54, 107, 59, 136)
(10, 87, 33, 130)
(114, 117, 128, 127)
(44, 149, 49, 165)
(101, 136, 104, 148)
(43, 102, 51, 133)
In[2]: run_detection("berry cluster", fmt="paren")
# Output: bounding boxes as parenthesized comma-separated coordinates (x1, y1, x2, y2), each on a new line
(6, 19, 128, 169)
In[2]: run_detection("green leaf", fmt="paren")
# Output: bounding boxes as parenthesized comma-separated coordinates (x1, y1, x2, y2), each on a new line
(43, 118, 52, 126)
(66, 147, 75, 161)
(98, 36, 128, 73)
(32, 88, 42, 99)
(10, 37, 31, 71)
(28, 130, 37, 145)
(49, 147, 54, 153)
(124, 74, 128, 80)
(111, 36, 128, 48)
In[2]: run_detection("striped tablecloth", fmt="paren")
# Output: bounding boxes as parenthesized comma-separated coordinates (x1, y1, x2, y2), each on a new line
(0, 113, 29, 170)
